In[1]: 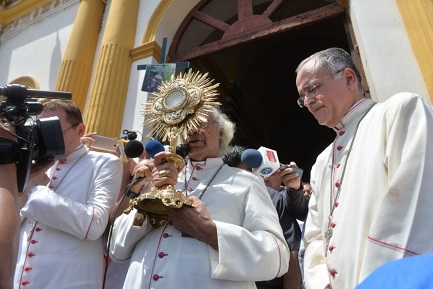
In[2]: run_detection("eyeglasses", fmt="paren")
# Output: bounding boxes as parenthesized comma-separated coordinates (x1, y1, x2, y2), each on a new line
(62, 124, 78, 133)
(195, 120, 215, 130)
(297, 84, 323, 108)
(297, 68, 345, 108)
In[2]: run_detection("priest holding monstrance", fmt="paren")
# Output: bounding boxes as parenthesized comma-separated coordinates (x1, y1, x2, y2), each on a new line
(109, 70, 289, 289)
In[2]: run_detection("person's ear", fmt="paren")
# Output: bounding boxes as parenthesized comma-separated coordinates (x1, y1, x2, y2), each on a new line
(344, 68, 357, 90)
(77, 123, 86, 137)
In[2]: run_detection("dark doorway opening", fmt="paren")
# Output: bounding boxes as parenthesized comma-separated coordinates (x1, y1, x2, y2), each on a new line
(172, 11, 353, 181)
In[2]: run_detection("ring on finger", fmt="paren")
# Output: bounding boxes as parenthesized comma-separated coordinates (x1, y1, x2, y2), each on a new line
(159, 169, 167, 178)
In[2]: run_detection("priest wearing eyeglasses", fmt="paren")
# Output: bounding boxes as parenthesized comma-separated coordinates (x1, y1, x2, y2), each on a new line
(295, 47, 433, 289)
(110, 105, 289, 289)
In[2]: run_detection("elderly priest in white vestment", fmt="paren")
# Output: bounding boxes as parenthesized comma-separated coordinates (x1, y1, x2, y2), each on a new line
(295, 47, 433, 289)
(110, 72, 289, 289)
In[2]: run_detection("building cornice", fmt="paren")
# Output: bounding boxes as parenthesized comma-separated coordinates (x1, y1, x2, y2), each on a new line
(0, 0, 79, 41)
(130, 41, 162, 62)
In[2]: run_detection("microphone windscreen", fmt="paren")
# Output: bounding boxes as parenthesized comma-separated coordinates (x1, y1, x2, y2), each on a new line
(124, 140, 144, 158)
(241, 149, 263, 169)
(175, 144, 190, 158)
(145, 140, 165, 159)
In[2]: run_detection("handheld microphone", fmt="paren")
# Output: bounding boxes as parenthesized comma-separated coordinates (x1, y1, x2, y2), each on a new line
(241, 147, 303, 178)
(241, 147, 279, 177)
(145, 139, 166, 159)
(124, 140, 144, 158)
(145, 139, 191, 160)
(175, 143, 190, 158)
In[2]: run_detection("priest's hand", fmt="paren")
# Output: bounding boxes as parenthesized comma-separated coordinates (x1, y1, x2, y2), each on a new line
(128, 159, 154, 194)
(151, 151, 181, 188)
(166, 196, 218, 250)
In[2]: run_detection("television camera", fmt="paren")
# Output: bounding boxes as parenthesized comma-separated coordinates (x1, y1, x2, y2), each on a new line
(0, 84, 72, 192)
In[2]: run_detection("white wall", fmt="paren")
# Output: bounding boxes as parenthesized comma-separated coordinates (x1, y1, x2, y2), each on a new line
(122, 57, 154, 141)
(121, 0, 201, 140)
(350, 0, 430, 103)
(0, 2, 79, 90)
(155, 0, 199, 49)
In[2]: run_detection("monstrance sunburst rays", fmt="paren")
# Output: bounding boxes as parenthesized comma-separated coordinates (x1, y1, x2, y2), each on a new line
(143, 69, 221, 144)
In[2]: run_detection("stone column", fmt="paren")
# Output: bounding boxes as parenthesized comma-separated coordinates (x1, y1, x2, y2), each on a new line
(55, 0, 105, 110)
(84, 0, 140, 137)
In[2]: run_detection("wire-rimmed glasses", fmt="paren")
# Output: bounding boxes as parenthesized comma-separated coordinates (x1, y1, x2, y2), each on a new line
(297, 68, 346, 108)
(297, 84, 323, 108)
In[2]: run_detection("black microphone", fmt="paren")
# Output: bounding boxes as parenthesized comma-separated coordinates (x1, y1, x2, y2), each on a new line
(175, 143, 190, 158)
(124, 140, 144, 158)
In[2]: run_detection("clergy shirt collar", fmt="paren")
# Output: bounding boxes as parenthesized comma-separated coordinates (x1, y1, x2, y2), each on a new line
(188, 157, 224, 169)
(61, 144, 87, 162)
(334, 98, 375, 131)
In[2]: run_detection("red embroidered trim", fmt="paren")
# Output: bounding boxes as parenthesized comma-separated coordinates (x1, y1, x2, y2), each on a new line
(84, 206, 95, 239)
(367, 236, 419, 256)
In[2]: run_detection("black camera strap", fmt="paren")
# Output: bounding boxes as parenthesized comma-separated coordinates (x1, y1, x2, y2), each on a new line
(0, 137, 19, 164)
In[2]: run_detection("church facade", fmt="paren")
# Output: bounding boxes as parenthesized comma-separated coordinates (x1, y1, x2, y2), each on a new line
(0, 0, 431, 157)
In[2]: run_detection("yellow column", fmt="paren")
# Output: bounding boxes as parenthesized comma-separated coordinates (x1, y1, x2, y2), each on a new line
(55, 0, 105, 110)
(396, 0, 433, 101)
(84, 0, 140, 137)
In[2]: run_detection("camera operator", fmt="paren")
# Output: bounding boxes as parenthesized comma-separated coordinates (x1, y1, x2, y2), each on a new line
(0, 121, 52, 289)
(0, 118, 19, 289)
(14, 100, 123, 289)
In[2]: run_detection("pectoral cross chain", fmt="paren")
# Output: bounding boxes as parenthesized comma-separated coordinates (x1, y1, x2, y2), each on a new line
(325, 227, 333, 239)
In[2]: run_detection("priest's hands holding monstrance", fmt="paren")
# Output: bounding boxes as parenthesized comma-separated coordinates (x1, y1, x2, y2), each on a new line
(125, 146, 192, 228)
(124, 70, 220, 228)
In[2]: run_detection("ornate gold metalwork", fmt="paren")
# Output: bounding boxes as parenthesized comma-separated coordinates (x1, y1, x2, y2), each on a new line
(144, 69, 221, 143)
(125, 69, 221, 227)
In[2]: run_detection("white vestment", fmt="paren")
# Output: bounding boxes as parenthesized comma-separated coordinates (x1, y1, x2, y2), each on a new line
(304, 93, 433, 289)
(110, 157, 290, 289)
(14, 145, 122, 289)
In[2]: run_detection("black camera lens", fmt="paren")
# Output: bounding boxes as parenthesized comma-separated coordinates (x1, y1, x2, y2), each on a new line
(14, 117, 65, 192)
(1, 84, 71, 192)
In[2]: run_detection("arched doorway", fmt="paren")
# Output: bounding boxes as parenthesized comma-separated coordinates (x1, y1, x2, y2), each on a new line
(168, 0, 362, 181)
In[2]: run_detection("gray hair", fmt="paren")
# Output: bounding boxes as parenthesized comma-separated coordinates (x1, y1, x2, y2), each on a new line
(296, 47, 363, 91)
(208, 106, 235, 155)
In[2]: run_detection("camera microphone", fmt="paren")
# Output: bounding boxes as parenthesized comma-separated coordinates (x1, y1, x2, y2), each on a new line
(122, 129, 138, 141)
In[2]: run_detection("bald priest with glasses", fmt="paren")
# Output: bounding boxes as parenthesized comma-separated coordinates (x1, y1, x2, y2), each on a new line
(295, 47, 433, 289)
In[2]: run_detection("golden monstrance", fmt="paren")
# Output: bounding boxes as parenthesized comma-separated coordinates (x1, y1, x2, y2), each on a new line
(125, 69, 221, 227)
